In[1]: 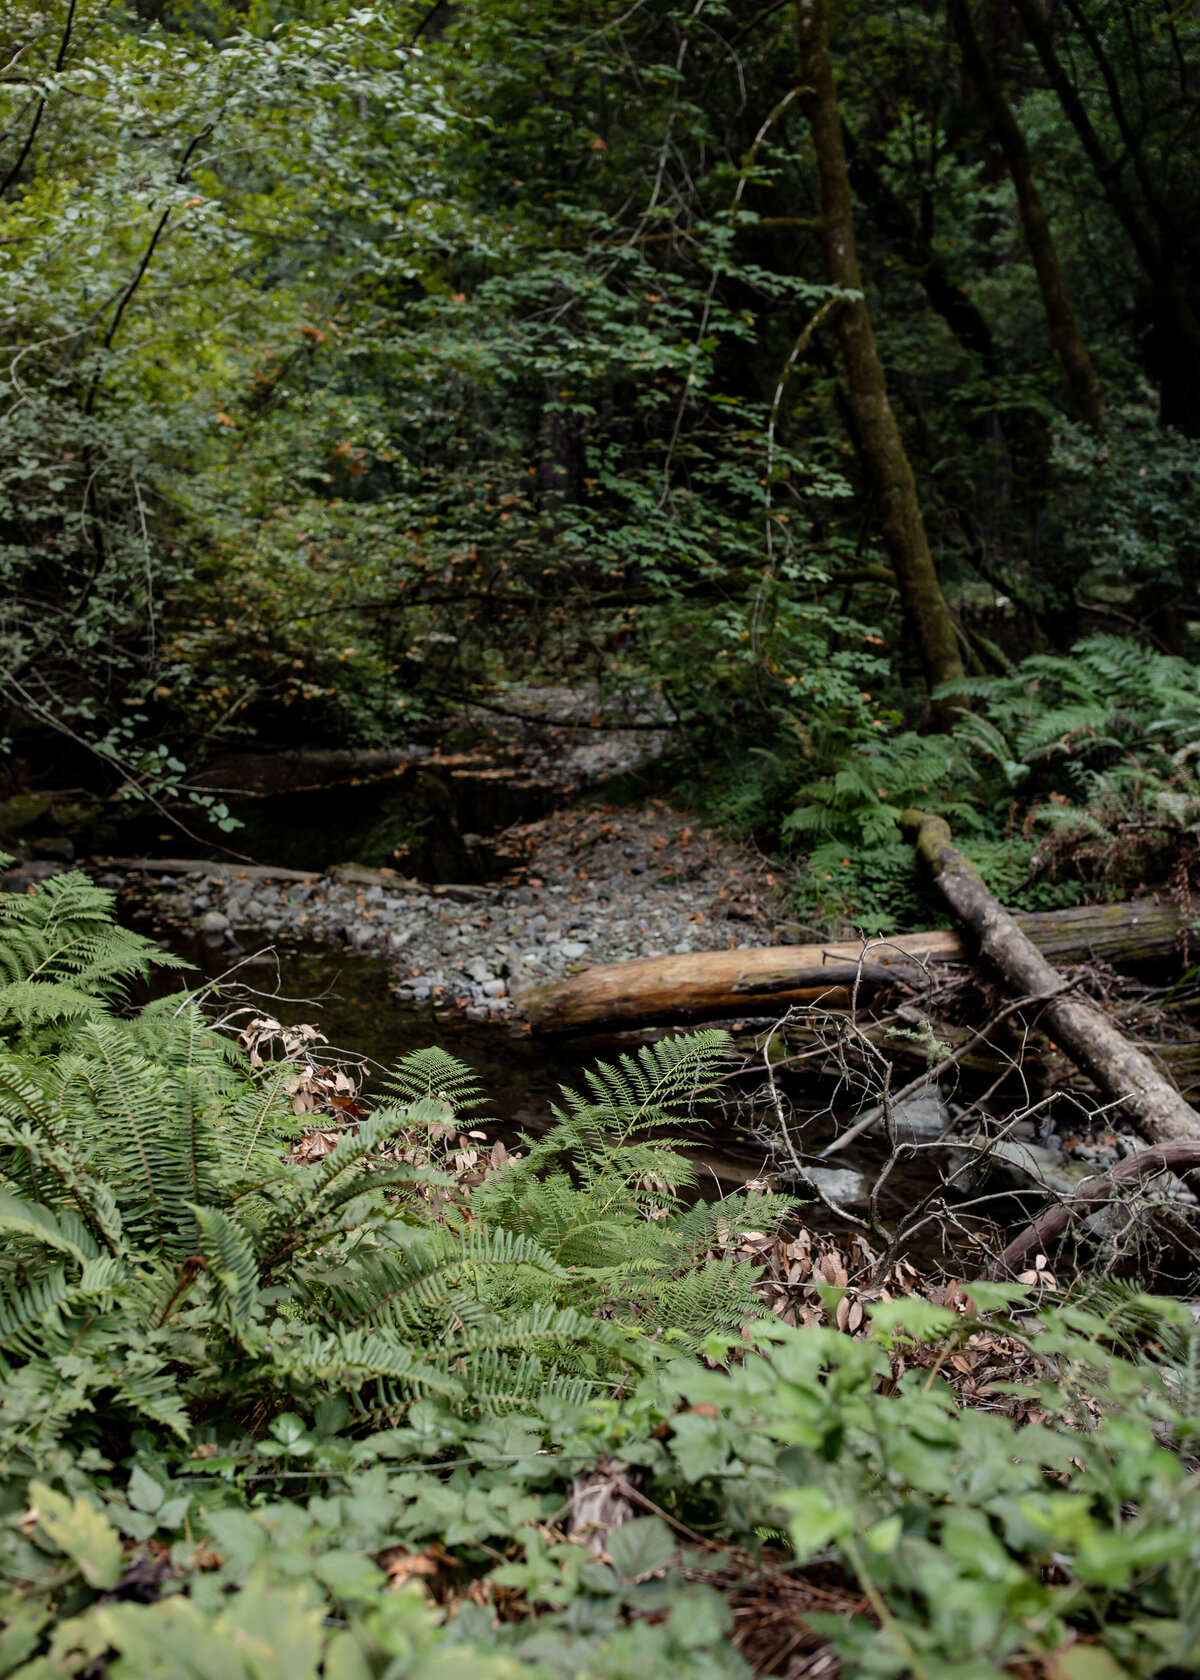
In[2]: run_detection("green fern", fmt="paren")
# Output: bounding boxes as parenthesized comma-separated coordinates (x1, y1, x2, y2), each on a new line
(0, 863, 185, 1043)
(0, 870, 784, 1455)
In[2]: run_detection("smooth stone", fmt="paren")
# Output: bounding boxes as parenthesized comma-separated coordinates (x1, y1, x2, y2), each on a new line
(199, 910, 231, 935)
(482, 978, 506, 998)
(804, 1166, 868, 1205)
(466, 957, 491, 983)
(888, 1087, 949, 1141)
(956, 1137, 1093, 1198)
(560, 941, 589, 958)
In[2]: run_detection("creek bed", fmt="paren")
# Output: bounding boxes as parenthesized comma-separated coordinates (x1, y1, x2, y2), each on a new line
(139, 929, 1004, 1272)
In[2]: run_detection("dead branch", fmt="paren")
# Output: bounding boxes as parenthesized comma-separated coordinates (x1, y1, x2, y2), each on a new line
(990, 1144, 1200, 1280)
(905, 809, 1200, 1144)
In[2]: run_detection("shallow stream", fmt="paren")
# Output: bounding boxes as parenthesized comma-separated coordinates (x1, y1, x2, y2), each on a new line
(145, 931, 779, 1199)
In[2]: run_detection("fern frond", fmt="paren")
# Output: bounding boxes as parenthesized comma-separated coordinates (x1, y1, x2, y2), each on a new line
(0, 1187, 100, 1263)
(192, 1205, 259, 1314)
(384, 1046, 484, 1109)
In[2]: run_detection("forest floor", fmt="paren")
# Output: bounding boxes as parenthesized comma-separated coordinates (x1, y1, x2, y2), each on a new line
(107, 797, 791, 1019)
(62, 682, 813, 1017)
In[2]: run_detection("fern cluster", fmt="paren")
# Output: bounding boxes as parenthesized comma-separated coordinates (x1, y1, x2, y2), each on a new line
(782, 634, 1200, 928)
(0, 861, 186, 1042)
(0, 870, 789, 1465)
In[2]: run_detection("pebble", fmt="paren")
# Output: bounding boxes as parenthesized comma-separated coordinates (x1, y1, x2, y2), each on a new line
(125, 800, 782, 1018)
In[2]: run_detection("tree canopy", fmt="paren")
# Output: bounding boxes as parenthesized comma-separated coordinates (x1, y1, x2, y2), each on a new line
(3, 0, 1200, 907)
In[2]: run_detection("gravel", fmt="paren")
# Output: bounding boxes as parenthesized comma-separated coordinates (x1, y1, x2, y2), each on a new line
(119, 802, 787, 1018)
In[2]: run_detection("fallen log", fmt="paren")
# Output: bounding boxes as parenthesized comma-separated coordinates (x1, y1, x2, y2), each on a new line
(990, 1144, 1200, 1280)
(905, 810, 1200, 1145)
(91, 857, 488, 898)
(519, 895, 1191, 1035)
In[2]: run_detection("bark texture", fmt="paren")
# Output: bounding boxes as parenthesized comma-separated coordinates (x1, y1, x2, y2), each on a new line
(906, 809, 1200, 1144)
(990, 1144, 1200, 1281)
(795, 0, 964, 702)
(519, 895, 1191, 1034)
(946, 0, 1105, 431)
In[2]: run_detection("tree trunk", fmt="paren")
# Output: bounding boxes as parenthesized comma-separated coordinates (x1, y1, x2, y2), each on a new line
(906, 810, 1200, 1144)
(795, 0, 965, 706)
(1008, 0, 1200, 438)
(519, 894, 1192, 1034)
(946, 0, 1105, 432)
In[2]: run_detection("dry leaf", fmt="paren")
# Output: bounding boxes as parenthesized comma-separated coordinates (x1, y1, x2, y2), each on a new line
(376, 1546, 445, 1591)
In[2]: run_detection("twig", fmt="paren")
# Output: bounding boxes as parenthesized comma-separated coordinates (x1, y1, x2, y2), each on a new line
(819, 981, 1080, 1158)
(990, 1143, 1200, 1280)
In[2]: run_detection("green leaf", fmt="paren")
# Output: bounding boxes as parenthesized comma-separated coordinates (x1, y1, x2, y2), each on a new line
(1049, 1646, 1129, 1680)
(0, 1189, 98, 1263)
(126, 1464, 164, 1514)
(314, 1552, 388, 1604)
(606, 1517, 676, 1581)
(30, 1481, 124, 1591)
(864, 1515, 902, 1554)
(775, 1486, 852, 1563)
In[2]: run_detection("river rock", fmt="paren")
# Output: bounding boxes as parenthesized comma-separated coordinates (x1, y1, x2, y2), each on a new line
(888, 1087, 949, 1141)
(804, 1166, 868, 1205)
(199, 910, 231, 935)
(953, 1136, 1094, 1198)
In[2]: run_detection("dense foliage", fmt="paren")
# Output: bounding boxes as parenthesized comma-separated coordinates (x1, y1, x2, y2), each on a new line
(0, 870, 1199, 1678)
(4, 0, 1200, 919)
(7, 6, 1200, 1672)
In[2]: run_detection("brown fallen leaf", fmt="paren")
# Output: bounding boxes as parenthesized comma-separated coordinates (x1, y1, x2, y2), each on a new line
(376, 1544, 450, 1591)
(567, 1456, 639, 1555)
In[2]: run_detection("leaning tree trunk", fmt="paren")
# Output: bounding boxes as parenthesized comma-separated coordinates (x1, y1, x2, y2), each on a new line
(946, 0, 1105, 432)
(795, 0, 965, 707)
(906, 809, 1200, 1144)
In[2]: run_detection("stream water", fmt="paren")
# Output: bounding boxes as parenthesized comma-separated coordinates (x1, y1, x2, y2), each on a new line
(145, 930, 779, 1199)
(108, 718, 1030, 1268)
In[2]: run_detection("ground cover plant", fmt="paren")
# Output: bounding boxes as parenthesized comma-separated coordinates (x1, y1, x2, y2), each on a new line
(7, 3, 1200, 1674)
(2, 869, 1200, 1678)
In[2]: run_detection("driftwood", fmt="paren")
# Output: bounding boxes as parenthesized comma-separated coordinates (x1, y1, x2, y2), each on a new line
(990, 1144, 1200, 1280)
(906, 810, 1200, 1145)
(520, 896, 1190, 1035)
(93, 857, 490, 899)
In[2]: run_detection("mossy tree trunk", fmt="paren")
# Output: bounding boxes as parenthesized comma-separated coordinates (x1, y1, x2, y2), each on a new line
(946, 0, 1105, 432)
(795, 0, 965, 709)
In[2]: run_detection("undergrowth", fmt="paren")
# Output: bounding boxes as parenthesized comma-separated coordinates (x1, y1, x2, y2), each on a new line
(2, 869, 1200, 1677)
(728, 634, 1200, 932)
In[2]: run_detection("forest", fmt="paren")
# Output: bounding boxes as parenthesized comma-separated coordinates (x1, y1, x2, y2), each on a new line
(3, 1, 1200, 1675)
